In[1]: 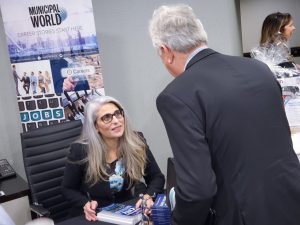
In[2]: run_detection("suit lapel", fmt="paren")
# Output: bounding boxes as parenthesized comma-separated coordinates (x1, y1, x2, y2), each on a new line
(186, 48, 218, 70)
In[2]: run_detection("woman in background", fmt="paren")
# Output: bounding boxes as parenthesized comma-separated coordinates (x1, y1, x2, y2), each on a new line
(251, 12, 299, 71)
(62, 96, 165, 221)
(44, 71, 52, 93)
(260, 12, 295, 46)
(37, 71, 46, 93)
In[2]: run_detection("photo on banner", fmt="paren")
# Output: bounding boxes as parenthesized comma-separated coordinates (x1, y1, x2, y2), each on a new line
(0, 0, 104, 131)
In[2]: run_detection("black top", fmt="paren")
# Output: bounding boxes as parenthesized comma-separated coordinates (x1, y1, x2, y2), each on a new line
(61, 134, 165, 216)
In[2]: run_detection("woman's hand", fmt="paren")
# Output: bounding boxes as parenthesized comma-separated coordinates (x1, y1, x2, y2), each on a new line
(83, 200, 98, 221)
(135, 194, 154, 215)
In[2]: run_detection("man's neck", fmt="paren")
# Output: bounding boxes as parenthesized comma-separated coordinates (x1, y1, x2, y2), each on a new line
(169, 44, 207, 77)
(184, 44, 208, 70)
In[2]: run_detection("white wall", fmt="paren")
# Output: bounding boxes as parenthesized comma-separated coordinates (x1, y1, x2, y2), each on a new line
(0, 9, 25, 179)
(1, 196, 31, 225)
(0, 0, 242, 178)
(91, 0, 242, 175)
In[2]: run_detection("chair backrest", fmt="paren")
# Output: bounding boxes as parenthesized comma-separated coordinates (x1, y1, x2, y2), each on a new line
(21, 120, 82, 222)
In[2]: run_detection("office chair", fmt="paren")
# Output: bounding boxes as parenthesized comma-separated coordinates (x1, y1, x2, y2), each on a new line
(21, 120, 82, 223)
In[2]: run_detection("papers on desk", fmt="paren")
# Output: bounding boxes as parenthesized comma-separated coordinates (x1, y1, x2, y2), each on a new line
(97, 203, 142, 225)
(291, 132, 300, 155)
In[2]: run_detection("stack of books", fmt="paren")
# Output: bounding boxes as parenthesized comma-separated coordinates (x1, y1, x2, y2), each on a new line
(97, 203, 143, 225)
(151, 194, 171, 225)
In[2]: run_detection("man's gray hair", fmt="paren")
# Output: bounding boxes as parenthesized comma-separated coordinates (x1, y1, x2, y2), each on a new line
(149, 4, 208, 53)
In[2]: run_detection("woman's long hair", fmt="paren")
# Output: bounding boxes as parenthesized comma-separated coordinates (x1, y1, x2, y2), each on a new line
(76, 96, 146, 187)
(260, 12, 292, 46)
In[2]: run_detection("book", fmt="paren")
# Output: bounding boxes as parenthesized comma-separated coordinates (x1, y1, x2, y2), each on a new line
(97, 203, 143, 225)
(151, 194, 171, 225)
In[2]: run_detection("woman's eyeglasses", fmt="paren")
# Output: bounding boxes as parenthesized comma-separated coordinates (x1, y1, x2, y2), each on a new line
(100, 109, 124, 124)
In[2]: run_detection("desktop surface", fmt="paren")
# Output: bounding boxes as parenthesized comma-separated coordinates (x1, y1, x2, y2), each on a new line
(0, 174, 31, 225)
(0, 174, 29, 203)
(55, 197, 158, 225)
(55, 215, 153, 225)
(55, 215, 112, 225)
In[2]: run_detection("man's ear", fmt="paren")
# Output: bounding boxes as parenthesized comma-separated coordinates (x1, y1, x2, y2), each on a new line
(159, 45, 167, 55)
(160, 45, 174, 64)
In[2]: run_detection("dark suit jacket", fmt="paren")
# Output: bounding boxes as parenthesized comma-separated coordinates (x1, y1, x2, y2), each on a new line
(157, 48, 300, 225)
(21, 76, 30, 85)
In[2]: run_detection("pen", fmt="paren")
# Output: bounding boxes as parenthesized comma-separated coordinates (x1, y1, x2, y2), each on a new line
(87, 192, 91, 202)
(87, 191, 101, 213)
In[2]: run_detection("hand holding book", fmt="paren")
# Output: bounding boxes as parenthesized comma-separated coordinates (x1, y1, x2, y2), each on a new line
(97, 203, 143, 225)
(135, 194, 154, 215)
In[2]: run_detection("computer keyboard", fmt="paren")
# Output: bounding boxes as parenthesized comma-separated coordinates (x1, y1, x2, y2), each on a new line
(0, 159, 16, 180)
(17, 93, 66, 132)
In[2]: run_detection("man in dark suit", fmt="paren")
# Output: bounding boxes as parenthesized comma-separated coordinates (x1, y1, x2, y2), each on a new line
(20, 72, 30, 94)
(149, 4, 300, 225)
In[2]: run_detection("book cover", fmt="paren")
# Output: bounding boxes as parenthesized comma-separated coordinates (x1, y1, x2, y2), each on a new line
(97, 203, 143, 225)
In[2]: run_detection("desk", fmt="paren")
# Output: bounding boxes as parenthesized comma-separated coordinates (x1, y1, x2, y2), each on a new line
(0, 174, 29, 203)
(0, 174, 31, 225)
(55, 216, 152, 225)
(55, 215, 112, 225)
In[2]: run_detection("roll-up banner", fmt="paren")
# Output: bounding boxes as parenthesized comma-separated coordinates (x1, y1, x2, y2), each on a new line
(0, 0, 104, 131)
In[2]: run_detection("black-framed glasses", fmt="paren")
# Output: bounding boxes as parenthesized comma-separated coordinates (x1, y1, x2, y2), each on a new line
(99, 109, 124, 124)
